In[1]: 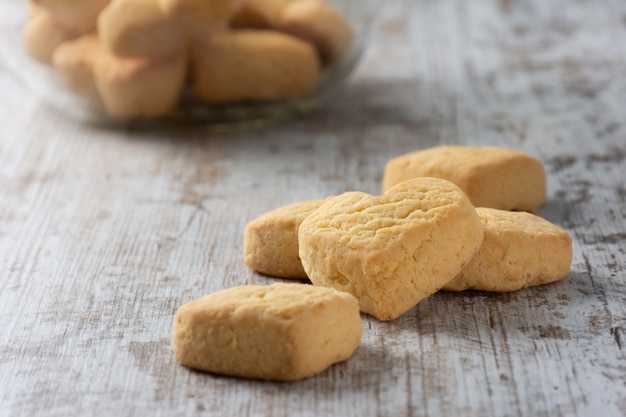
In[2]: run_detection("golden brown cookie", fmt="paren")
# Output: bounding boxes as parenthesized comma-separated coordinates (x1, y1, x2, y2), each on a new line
(244, 199, 326, 279)
(276, 0, 354, 65)
(192, 30, 321, 103)
(159, 0, 239, 39)
(23, 6, 76, 65)
(94, 43, 187, 118)
(33, 0, 110, 34)
(52, 34, 101, 102)
(298, 177, 484, 321)
(172, 283, 362, 381)
(98, 0, 185, 58)
(230, 0, 293, 28)
(382, 146, 547, 212)
(443, 207, 572, 292)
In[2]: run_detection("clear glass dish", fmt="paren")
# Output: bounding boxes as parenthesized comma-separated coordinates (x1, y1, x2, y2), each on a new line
(0, 0, 381, 129)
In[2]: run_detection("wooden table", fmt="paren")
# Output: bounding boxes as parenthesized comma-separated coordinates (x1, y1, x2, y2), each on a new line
(1, 1, 625, 416)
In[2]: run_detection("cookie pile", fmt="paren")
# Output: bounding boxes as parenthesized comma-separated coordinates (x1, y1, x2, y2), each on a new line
(173, 145, 573, 381)
(23, 0, 354, 118)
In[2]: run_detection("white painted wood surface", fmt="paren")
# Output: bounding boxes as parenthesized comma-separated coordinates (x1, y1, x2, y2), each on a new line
(1, 0, 625, 416)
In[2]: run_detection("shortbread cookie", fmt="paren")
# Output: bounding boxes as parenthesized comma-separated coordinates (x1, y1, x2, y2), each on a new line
(230, 0, 293, 28)
(52, 34, 101, 102)
(244, 199, 326, 279)
(33, 0, 110, 34)
(298, 177, 484, 321)
(159, 0, 239, 39)
(159, 0, 239, 23)
(94, 45, 187, 118)
(277, 0, 354, 65)
(98, 0, 185, 58)
(173, 283, 362, 381)
(443, 208, 572, 292)
(23, 7, 75, 65)
(382, 146, 547, 212)
(192, 30, 321, 103)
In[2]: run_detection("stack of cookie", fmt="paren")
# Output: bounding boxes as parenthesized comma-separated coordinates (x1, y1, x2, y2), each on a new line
(23, 0, 354, 118)
(174, 146, 573, 381)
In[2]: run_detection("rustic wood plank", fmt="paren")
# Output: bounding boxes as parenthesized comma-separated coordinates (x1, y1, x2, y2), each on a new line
(1, 0, 625, 416)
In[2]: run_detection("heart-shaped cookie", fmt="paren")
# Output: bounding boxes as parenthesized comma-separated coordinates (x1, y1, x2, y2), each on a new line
(298, 177, 484, 321)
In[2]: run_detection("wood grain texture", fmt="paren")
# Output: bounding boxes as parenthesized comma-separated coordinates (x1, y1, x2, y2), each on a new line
(1, 0, 625, 416)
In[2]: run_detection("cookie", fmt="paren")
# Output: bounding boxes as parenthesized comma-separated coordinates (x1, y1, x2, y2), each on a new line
(244, 199, 326, 279)
(52, 34, 101, 102)
(230, 0, 294, 28)
(98, 0, 185, 58)
(23, 6, 76, 65)
(443, 207, 572, 292)
(298, 177, 484, 321)
(33, 0, 110, 34)
(159, 0, 238, 39)
(94, 46, 187, 118)
(192, 30, 321, 103)
(382, 146, 547, 212)
(277, 0, 354, 66)
(172, 283, 362, 381)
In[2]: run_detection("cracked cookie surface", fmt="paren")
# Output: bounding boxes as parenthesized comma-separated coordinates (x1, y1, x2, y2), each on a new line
(298, 177, 484, 321)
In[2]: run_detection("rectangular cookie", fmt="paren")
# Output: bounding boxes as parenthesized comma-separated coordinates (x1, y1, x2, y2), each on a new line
(172, 283, 362, 381)
(244, 199, 326, 279)
(443, 207, 572, 292)
(383, 146, 547, 212)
